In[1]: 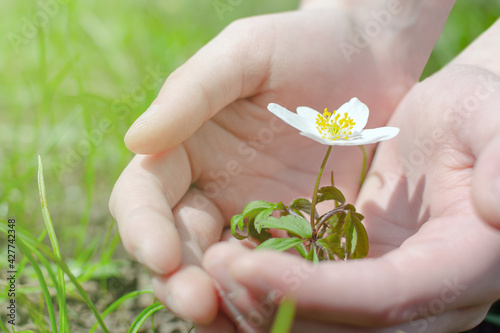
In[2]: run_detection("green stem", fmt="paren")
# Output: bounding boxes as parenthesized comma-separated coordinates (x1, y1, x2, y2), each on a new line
(310, 146, 333, 230)
(358, 145, 368, 190)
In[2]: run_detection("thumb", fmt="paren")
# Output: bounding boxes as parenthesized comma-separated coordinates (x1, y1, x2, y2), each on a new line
(124, 19, 271, 154)
(472, 132, 500, 230)
(469, 83, 500, 229)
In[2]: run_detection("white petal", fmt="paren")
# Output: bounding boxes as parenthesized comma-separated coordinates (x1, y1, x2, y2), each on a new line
(295, 106, 321, 133)
(328, 127, 400, 146)
(267, 103, 311, 133)
(296, 106, 320, 119)
(268, 103, 318, 136)
(299, 131, 334, 145)
(336, 97, 369, 132)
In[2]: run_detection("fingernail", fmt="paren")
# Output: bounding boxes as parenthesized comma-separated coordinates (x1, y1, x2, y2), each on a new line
(205, 256, 247, 300)
(203, 255, 225, 270)
(218, 279, 246, 301)
(166, 291, 193, 322)
(134, 248, 166, 275)
(125, 105, 160, 139)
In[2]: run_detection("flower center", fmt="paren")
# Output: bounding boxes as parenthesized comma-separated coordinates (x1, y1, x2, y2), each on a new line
(316, 108, 356, 140)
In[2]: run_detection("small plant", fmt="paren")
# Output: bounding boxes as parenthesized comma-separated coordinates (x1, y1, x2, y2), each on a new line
(231, 98, 399, 262)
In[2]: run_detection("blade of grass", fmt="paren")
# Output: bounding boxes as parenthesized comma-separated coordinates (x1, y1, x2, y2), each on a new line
(101, 226, 122, 263)
(38, 155, 69, 332)
(16, 237, 58, 333)
(100, 219, 116, 262)
(0, 224, 58, 297)
(486, 313, 500, 326)
(11, 325, 37, 333)
(1, 227, 48, 298)
(127, 302, 166, 333)
(30, 243, 61, 295)
(12, 226, 110, 333)
(4, 292, 50, 332)
(0, 223, 57, 333)
(88, 290, 153, 333)
(270, 297, 296, 333)
(151, 297, 158, 333)
(0, 318, 8, 332)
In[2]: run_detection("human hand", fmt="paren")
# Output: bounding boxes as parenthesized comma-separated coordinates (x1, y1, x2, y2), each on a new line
(109, 0, 454, 325)
(200, 19, 500, 332)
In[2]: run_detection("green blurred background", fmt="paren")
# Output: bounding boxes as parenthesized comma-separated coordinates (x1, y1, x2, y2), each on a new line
(1, 0, 499, 331)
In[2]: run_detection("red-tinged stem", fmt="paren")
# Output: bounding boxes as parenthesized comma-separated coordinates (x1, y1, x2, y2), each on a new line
(310, 146, 333, 230)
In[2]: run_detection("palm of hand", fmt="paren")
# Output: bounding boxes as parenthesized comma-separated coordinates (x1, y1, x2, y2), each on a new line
(182, 8, 411, 220)
(111, 7, 426, 326)
(201, 65, 500, 332)
(359, 65, 500, 259)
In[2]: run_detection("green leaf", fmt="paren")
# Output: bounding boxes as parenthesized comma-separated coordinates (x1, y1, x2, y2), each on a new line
(242, 200, 276, 217)
(248, 218, 272, 243)
(255, 215, 313, 239)
(352, 211, 365, 222)
(317, 186, 346, 204)
(328, 212, 345, 235)
(305, 245, 315, 261)
(290, 198, 317, 218)
(350, 213, 369, 259)
(256, 238, 305, 251)
(294, 242, 308, 258)
(344, 203, 357, 212)
(342, 211, 369, 259)
(230, 201, 286, 241)
(317, 234, 345, 259)
(230, 214, 246, 239)
(312, 247, 319, 263)
(275, 201, 286, 211)
(255, 207, 275, 222)
(342, 211, 356, 257)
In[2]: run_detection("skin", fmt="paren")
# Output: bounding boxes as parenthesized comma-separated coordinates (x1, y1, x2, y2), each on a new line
(200, 19, 500, 332)
(107, 0, 500, 331)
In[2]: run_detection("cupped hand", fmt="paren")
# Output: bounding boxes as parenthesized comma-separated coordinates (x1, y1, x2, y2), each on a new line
(109, 1, 452, 325)
(201, 19, 500, 332)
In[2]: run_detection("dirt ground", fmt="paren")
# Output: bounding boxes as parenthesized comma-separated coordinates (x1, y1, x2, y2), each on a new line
(8, 261, 193, 333)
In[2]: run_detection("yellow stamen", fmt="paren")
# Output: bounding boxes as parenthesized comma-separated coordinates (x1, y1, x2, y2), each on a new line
(315, 108, 356, 141)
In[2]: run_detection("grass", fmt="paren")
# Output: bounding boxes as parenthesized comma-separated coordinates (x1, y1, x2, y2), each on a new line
(0, 0, 499, 332)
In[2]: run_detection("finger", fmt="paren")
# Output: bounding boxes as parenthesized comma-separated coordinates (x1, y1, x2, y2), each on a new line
(289, 304, 489, 333)
(109, 147, 192, 274)
(124, 18, 272, 154)
(447, 19, 500, 229)
(203, 243, 265, 332)
(151, 188, 224, 324)
(204, 245, 491, 332)
(195, 312, 237, 333)
(152, 267, 217, 325)
(432, 70, 500, 230)
(467, 88, 500, 230)
(472, 133, 500, 229)
(207, 219, 500, 327)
